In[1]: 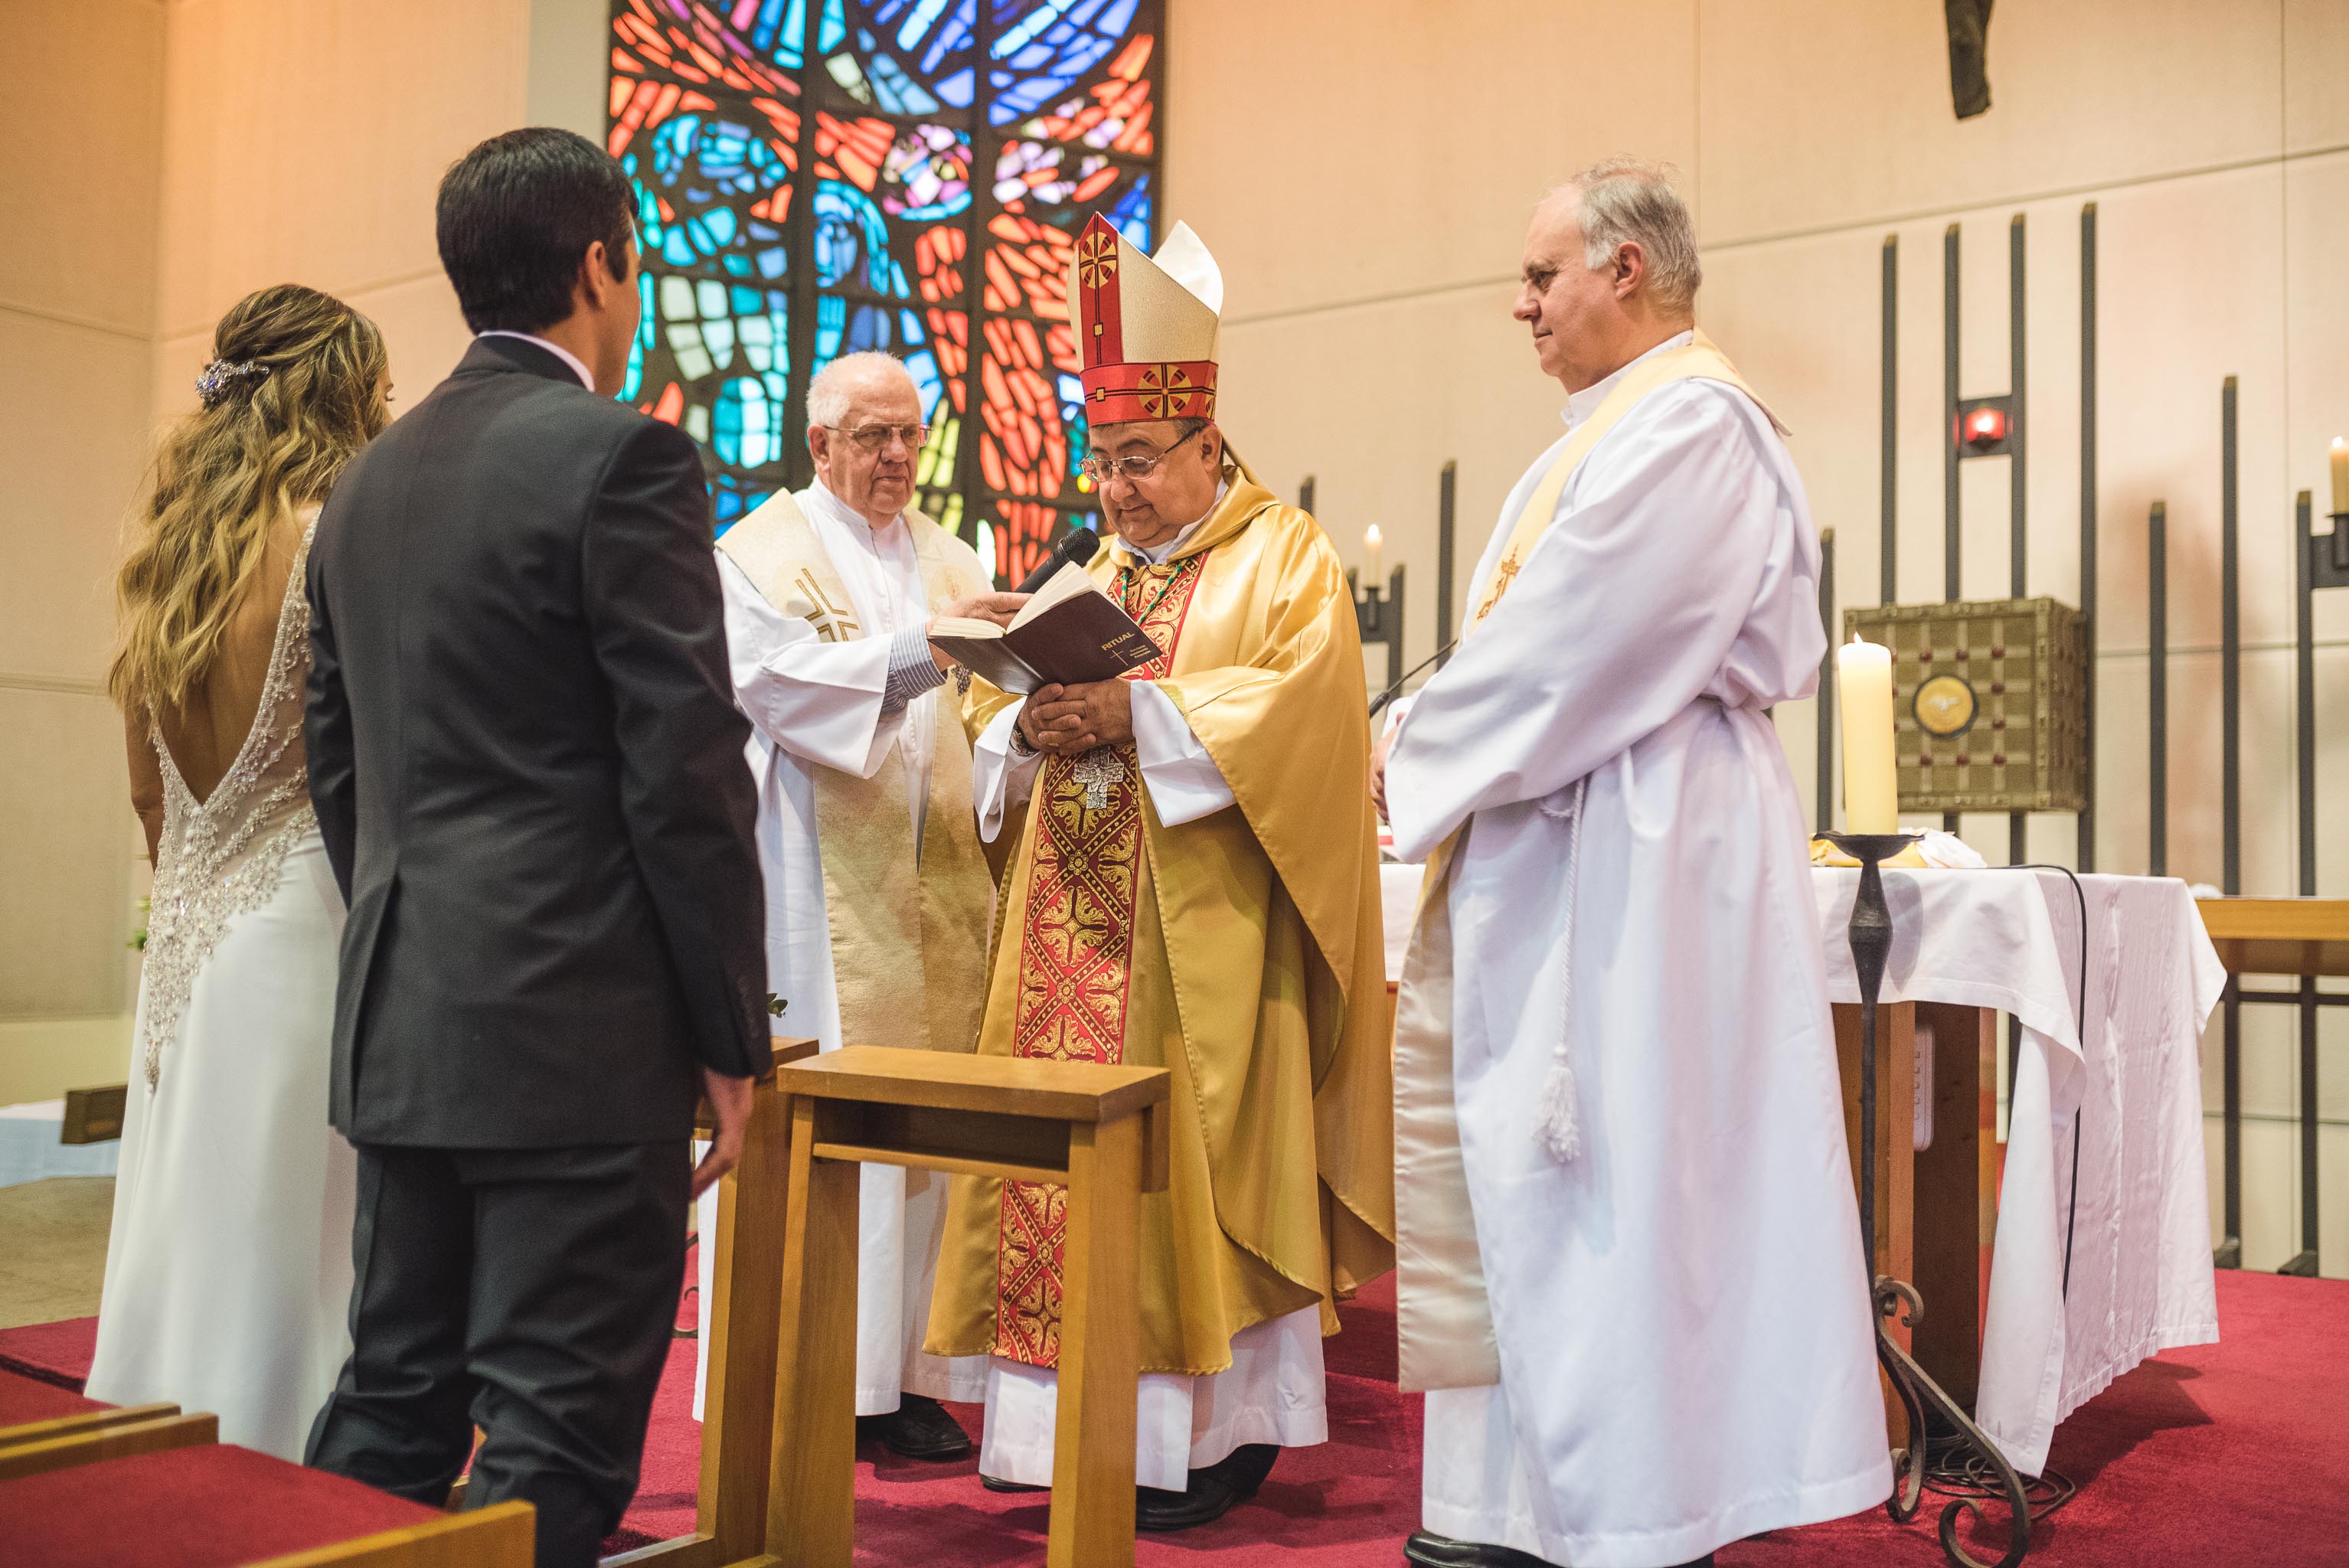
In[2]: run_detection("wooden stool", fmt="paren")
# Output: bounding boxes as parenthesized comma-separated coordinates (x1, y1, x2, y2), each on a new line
(764, 1046, 1169, 1568)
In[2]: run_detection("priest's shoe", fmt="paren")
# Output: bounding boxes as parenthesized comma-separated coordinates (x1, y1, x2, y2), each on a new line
(856, 1393, 972, 1460)
(1401, 1531, 1558, 1567)
(1135, 1442, 1280, 1531)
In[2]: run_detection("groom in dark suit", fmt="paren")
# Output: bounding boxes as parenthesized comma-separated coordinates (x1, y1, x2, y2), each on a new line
(302, 127, 769, 1567)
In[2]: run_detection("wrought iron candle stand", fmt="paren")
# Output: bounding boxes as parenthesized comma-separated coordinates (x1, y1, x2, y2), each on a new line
(1351, 567, 1405, 694)
(1820, 831, 2031, 1568)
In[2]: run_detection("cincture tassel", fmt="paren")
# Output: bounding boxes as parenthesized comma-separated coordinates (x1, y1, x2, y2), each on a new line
(1533, 776, 1590, 1164)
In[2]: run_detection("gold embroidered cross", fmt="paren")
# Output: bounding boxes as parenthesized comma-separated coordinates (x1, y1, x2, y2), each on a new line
(1073, 748, 1123, 811)
(1473, 550, 1525, 626)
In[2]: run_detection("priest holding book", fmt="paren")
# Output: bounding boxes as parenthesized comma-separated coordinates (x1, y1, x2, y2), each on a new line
(697, 350, 1022, 1460)
(923, 215, 1396, 1530)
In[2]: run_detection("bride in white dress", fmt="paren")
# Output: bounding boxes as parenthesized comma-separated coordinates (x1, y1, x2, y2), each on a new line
(87, 285, 390, 1459)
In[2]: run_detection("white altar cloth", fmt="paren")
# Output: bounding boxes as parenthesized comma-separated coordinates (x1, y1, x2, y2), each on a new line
(1379, 861, 2226, 1477)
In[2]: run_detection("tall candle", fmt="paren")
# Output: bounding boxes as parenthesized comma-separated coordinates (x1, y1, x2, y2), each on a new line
(1364, 524, 1384, 583)
(1838, 635, 1899, 833)
(2331, 437, 2348, 516)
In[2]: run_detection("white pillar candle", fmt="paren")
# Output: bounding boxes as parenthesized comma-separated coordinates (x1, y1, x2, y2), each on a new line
(2331, 436, 2348, 515)
(1838, 635, 1899, 834)
(1364, 523, 1384, 584)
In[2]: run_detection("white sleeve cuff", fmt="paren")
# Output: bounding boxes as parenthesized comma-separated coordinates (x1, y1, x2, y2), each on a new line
(971, 701, 1044, 843)
(1129, 682, 1236, 827)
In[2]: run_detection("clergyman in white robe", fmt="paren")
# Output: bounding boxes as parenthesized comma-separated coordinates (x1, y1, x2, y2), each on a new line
(962, 486, 1329, 1492)
(1384, 331, 1892, 1564)
(692, 473, 989, 1423)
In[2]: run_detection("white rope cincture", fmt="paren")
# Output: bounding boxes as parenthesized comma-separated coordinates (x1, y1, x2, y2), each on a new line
(1532, 776, 1590, 1163)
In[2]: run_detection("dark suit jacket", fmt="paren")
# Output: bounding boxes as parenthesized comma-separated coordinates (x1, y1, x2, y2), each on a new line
(305, 335, 769, 1148)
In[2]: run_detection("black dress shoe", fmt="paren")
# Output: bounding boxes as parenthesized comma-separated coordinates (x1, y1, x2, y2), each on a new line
(1401, 1530, 1559, 1567)
(1135, 1442, 1279, 1532)
(1403, 1534, 1707, 1568)
(856, 1393, 972, 1460)
(978, 1473, 1046, 1494)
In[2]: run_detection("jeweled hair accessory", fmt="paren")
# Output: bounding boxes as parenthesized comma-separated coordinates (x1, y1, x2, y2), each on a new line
(195, 358, 267, 409)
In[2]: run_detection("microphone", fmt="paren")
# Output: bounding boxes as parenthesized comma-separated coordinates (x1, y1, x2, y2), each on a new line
(1367, 639, 1458, 720)
(1015, 527, 1103, 593)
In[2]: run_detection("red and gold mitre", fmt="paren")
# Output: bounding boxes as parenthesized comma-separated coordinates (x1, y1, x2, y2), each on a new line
(1067, 214, 1223, 425)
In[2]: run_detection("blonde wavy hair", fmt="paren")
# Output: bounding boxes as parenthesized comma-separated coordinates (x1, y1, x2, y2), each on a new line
(108, 284, 388, 718)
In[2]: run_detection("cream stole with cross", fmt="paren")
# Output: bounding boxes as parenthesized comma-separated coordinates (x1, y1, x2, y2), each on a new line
(717, 491, 995, 1057)
(1393, 330, 1784, 1393)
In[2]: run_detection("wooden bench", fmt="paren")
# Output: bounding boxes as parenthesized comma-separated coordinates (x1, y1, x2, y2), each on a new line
(0, 1443, 533, 1566)
(0, 1362, 217, 1482)
(763, 1045, 1170, 1568)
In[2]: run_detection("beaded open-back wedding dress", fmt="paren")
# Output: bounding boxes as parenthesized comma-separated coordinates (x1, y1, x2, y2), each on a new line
(84, 514, 358, 1461)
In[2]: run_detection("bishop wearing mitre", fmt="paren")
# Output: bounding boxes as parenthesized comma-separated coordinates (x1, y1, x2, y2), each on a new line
(696, 351, 1023, 1461)
(923, 216, 1395, 1530)
(1377, 161, 1890, 1567)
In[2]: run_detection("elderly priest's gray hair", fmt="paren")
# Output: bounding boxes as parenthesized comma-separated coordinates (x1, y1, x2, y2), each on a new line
(806, 350, 917, 429)
(1558, 157, 1702, 318)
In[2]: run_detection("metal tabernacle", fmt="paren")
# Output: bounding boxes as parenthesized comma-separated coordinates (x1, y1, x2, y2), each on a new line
(1820, 830, 2031, 1568)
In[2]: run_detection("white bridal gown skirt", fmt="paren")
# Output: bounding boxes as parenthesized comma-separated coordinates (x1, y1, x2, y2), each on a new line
(83, 830, 358, 1460)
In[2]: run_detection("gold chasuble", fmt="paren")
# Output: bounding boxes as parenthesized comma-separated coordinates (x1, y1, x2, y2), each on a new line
(716, 490, 995, 1054)
(926, 475, 1396, 1376)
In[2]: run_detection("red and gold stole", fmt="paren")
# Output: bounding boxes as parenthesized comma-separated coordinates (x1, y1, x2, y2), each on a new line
(992, 550, 1208, 1368)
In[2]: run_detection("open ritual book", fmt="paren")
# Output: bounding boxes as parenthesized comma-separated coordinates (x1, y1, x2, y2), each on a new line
(927, 560, 1160, 694)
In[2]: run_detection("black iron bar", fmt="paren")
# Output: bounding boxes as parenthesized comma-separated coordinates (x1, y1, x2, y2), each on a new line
(1436, 460, 1456, 668)
(2148, 502, 2167, 877)
(1883, 235, 1900, 606)
(2009, 215, 2027, 867)
(2285, 491, 2320, 1277)
(1299, 475, 1315, 514)
(1944, 223, 1962, 838)
(1820, 528, 1838, 835)
(2219, 377, 2241, 1269)
(2078, 204, 2098, 872)
(2237, 988, 2349, 1007)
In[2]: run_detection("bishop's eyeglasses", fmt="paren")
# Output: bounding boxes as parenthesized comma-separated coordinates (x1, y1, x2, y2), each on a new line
(1076, 423, 1202, 485)
(825, 421, 929, 452)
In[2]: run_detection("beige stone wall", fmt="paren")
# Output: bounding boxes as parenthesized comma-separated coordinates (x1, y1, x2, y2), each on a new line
(1167, 0, 2349, 1276)
(0, 0, 538, 1103)
(0, 0, 168, 1102)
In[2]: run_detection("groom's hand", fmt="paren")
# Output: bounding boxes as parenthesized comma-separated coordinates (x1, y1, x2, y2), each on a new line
(691, 1068, 756, 1200)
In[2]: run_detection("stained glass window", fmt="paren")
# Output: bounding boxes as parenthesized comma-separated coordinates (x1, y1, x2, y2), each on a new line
(609, 0, 1164, 579)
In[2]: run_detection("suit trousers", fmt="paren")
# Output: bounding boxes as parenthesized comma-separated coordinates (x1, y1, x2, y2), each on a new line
(305, 1141, 688, 1568)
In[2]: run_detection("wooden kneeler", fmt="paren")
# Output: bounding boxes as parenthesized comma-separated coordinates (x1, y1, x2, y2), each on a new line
(765, 1047, 1169, 1568)
(606, 1038, 818, 1568)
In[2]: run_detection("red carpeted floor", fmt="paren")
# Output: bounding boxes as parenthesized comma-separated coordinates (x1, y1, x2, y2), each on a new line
(9, 1263, 2345, 1565)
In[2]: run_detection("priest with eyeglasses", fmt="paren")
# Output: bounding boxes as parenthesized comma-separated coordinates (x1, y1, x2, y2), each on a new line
(695, 350, 1024, 1462)
(920, 216, 1395, 1530)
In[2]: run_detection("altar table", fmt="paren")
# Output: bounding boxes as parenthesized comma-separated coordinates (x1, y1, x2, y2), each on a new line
(1377, 862, 2225, 1477)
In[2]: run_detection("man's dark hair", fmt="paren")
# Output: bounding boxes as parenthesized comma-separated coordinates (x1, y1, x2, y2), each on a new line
(436, 128, 635, 335)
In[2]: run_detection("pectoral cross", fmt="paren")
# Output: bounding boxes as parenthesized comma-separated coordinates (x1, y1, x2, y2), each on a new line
(1073, 748, 1123, 811)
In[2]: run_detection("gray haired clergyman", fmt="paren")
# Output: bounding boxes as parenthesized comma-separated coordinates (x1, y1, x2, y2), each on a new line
(805, 348, 909, 431)
(1558, 155, 1702, 315)
(1378, 157, 1892, 1568)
